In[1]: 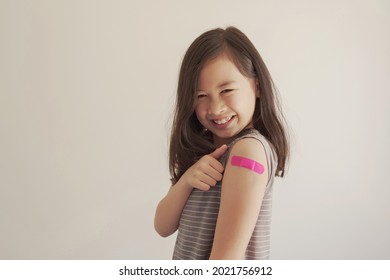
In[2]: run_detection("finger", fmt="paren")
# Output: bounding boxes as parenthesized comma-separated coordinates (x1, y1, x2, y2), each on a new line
(190, 170, 215, 190)
(209, 144, 228, 159)
(199, 174, 217, 187)
(199, 158, 223, 179)
(193, 180, 211, 191)
(205, 166, 223, 182)
(208, 158, 225, 174)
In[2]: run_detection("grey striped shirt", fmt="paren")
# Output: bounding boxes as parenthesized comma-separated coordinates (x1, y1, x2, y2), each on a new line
(173, 129, 277, 260)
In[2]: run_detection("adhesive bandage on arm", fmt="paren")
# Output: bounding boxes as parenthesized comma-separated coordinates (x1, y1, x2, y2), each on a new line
(231, 155, 265, 175)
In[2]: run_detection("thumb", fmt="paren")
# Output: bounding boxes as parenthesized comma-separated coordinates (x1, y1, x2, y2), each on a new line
(209, 144, 228, 159)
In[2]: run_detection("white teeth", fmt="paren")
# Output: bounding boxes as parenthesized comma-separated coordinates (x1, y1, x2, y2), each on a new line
(213, 116, 232, 125)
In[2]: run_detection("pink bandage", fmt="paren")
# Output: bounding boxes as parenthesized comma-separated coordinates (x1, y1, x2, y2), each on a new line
(231, 155, 265, 175)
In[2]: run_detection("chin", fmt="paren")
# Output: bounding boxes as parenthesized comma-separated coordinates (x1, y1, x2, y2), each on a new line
(212, 131, 237, 143)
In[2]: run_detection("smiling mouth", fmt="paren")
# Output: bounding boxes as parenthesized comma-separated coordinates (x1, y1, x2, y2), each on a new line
(212, 116, 235, 125)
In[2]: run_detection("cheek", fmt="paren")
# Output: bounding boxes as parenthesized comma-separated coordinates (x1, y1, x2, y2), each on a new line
(226, 94, 244, 110)
(229, 92, 256, 113)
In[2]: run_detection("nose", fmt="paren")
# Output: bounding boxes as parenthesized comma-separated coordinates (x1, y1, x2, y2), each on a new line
(207, 96, 225, 116)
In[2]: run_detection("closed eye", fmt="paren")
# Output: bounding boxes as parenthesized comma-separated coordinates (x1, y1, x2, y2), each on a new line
(197, 93, 207, 98)
(221, 89, 234, 94)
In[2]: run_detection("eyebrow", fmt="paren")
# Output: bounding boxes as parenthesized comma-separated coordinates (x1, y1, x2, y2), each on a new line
(217, 80, 236, 88)
(198, 80, 236, 92)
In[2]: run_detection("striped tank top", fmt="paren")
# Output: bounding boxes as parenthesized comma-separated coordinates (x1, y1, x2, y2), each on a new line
(172, 129, 278, 259)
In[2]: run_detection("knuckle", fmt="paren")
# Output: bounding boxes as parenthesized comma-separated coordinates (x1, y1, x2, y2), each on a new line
(205, 155, 213, 163)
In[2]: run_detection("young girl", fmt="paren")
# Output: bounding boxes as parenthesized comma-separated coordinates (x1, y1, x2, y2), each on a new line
(154, 26, 289, 260)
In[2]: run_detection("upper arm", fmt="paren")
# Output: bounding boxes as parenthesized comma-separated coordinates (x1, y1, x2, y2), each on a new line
(209, 138, 269, 259)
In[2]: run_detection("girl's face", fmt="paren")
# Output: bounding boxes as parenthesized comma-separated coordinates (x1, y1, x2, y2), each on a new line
(195, 53, 259, 147)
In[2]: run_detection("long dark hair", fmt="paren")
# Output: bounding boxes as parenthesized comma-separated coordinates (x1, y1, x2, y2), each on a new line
(169, 26, 289, 184)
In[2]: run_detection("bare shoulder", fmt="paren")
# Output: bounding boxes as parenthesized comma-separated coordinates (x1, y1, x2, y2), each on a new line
(226, 137, 268, 178)
(229, 137, 267, 158)
(222, 136, 269, 189)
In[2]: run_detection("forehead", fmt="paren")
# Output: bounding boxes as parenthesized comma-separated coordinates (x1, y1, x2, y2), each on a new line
(198, 54, 243, 89)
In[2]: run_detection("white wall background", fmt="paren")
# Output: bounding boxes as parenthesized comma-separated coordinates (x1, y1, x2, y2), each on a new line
(1, 0, 389, 259)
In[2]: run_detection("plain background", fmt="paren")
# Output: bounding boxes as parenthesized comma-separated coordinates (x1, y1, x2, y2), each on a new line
(1, 0, 389, 259)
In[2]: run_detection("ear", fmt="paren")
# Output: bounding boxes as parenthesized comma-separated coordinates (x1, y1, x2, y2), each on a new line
(255, 79, 260, 98)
